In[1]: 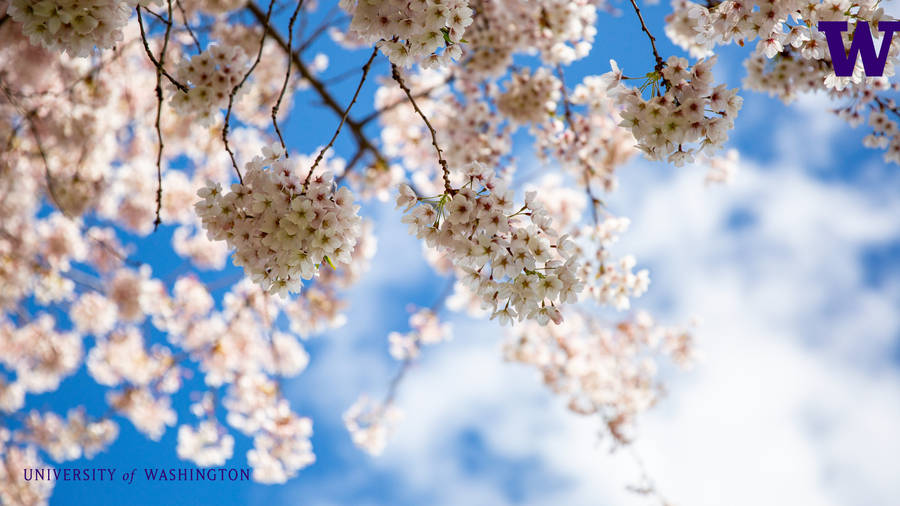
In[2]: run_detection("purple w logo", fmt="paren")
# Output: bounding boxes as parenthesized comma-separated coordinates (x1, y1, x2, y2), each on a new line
(818, 21, 900, 77)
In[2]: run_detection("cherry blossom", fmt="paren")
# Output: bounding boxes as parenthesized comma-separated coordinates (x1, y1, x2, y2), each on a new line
(1, 0, 888, 503)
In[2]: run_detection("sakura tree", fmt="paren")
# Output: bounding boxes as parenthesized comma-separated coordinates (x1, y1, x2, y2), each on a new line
(0, 0, 897, 504)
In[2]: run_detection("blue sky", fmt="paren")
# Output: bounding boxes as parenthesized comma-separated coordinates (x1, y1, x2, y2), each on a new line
(20, 2, 900, 505)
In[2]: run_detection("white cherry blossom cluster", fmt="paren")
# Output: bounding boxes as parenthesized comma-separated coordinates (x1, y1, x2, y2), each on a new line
(610, 56, 743, 165)
(375, 70, 512, 195)
(388, 308, 452, 360)
(497, 67, 561, 125)
(171, 44, 250, 126)
(519, 178, 650, 312)
(36, 212, 87, 271)
(505, 309, 695, 444)
(5, 0, 155, 57)
(664, 0, 900, 163)
(196, 144, 363, 296)
(343, 394, 403, 456)
(0, 437, 53, 506)
(464, 0, 600, 76)
(397, 162, 584, 325)
(107, 387, 177, 441)
(533, 73, 638, 193)
(0, 19, 393, 492)
(0, 315, 82, 397)
(226, 373, 315, 483)
(177, 421, 235, 467)
(177, 394, 234, 467)
(702, 149, 740, 185)
(87, 326, 177, 389)
(15, 409, 118, 461)
(572, 217, 649, 310)
(741, 50, 832, 103)
(338, 0, 473, 67)
(665, 0, 889, 62)
(186, 0, 244, 15)
(52, 171, 106, 217)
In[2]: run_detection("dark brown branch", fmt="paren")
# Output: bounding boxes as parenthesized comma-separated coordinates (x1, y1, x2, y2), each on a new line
(272, 0, 305, 152)
(29, 116, 66, 216)
(175, 0, 202, 54)
(136, 7, 189, 93)
(358, 76, 453, 126)
(323, 63, 377, 85)
(247, 2, 388, 172)
(141, 0, 177, 231)
(627, 0, 665, 71)
(142, 7, 170, 25)
(1, 80, 68, 216)
(297, 4, 344, 53)
(305, 45, 379, 187)
(335, 147, 366, 184)
(874, 96, 900, 120)
(391, 64, 452, 195)
(223, 0, 276, 184)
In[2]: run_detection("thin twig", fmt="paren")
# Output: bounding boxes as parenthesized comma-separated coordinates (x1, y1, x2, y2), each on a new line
(358, 76, 453, 125)
(1, 40, 140, 101)
(874, 96, 900, 120)
(555, 64, 599, 225)
(334, 147, 365, 185)
(624, 444, 673, 506)
(144, 0, 177, 231)
(390, 63, 452, 195)
(0, 81, 68, 215)
(627, 0, 665, 71)
(175, 0, 202, 54)
(246, 2, 388, 171)
(382, 278, 455, 406)
(323, 62, 379, 85)
(297, 5, 344, 53)
(142, 7, 170, 25)
(223, 0, 276, 184)
(272, 0, 305, 153)
(304, 45, 379, 187)
(136, 7, 189, 93)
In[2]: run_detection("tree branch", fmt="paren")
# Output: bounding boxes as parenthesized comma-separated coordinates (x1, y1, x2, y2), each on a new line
(272, 0, 305, 153)
(246, 2, 388, 171)
(138, 1, 177, 231)
(358, 76, 453, 126)
(136, 7, 189, 93)
(305, 45, 379, 187)
(555, 64, 600, 225)
(390, 64, 452, 195)
(224, 0, 276, 184)
(175, 0, 202, 54)
(627, 0, 665, 71)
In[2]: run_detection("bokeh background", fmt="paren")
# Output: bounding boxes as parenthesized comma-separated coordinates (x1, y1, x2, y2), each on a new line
(25, 2, 900, 505)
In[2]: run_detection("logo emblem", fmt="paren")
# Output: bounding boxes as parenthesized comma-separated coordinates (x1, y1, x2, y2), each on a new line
(818, 21, 900, 77)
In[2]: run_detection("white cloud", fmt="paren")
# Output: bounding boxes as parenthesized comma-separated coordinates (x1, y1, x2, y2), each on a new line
(300, 149, 900, 505)
(278, 81, 900, 505)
